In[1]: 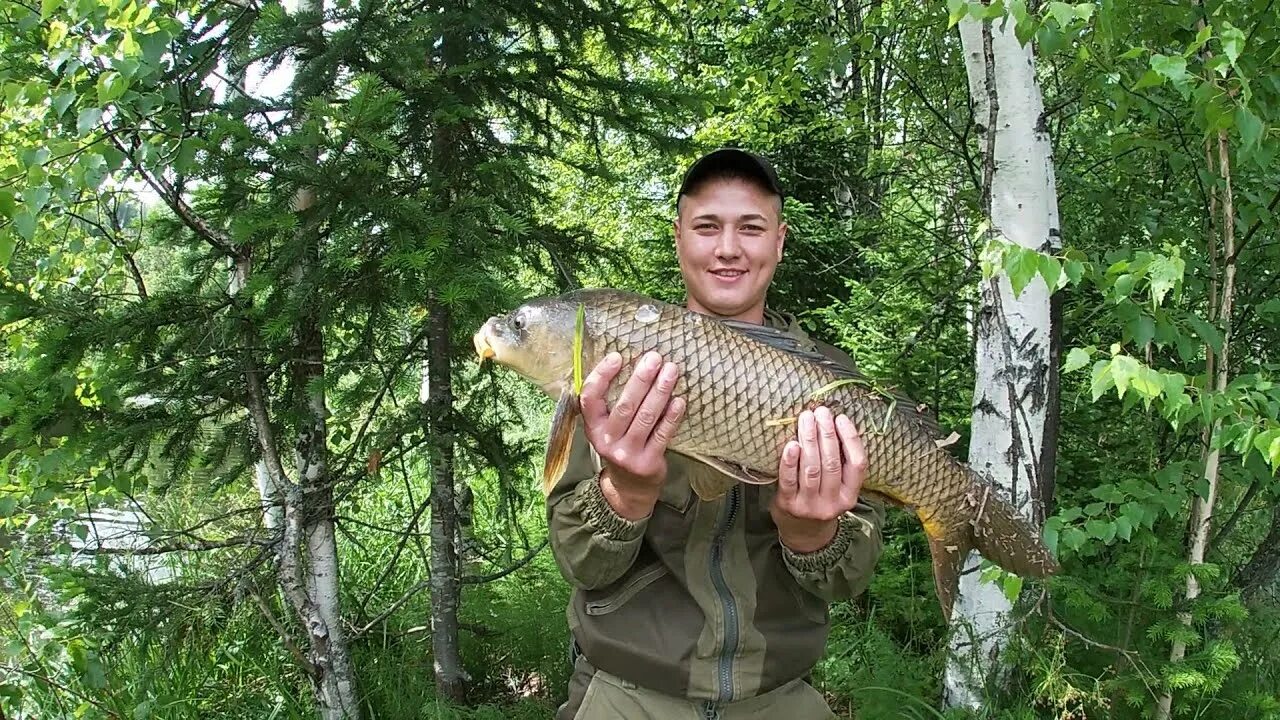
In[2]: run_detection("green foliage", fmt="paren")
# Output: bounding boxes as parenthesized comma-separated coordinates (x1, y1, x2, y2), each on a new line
(4, 0, 1280, 717)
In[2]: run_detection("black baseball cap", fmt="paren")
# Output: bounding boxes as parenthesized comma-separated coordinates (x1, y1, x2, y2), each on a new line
(676, 148, 784, 208)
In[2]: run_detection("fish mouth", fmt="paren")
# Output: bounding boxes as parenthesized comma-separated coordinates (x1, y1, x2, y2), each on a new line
(473, 318, 498, 362)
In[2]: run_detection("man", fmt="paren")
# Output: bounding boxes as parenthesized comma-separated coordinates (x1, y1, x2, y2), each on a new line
(547, 149, 883, 719)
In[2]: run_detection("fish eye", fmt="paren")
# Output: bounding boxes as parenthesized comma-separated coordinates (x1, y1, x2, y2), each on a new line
(512, 312, 525, 330)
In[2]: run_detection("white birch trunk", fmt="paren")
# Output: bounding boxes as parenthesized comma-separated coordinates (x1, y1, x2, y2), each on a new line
(943, 8, 1061, 710)
(289, 178, 362, 719)
(1155, 127, 1235, 720)
(278, 0, 360, 708)
(229, 257, 284, 531)
(253, 460, 282, 530)
(298, 425, 361, 719)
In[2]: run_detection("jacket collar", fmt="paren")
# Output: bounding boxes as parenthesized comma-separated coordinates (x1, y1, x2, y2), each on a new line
(762, 306, 818, 351)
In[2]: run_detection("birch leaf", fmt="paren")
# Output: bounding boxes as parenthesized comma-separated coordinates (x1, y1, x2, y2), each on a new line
(1064, 347, 1091, 373)
(1186, 313, 1223, 353)
(1004, 247, 1040, 297)
(1220, 21, 1245, 65)
(1236, 106, 1263, 154)
(1150, 54, 1187, 85)
(77, 108, 103, 136)
(1038, 253, 1063, 290)
(1091, 360, 1114, 402)
(1114, 516, 1132, 541)
(1147, 253, 1184, 306)
(1110, 355, 1140, 399)
(1061, 527, 1087, 551)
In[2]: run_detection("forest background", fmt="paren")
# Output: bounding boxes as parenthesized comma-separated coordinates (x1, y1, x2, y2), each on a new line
(2, 0, 1279, 718)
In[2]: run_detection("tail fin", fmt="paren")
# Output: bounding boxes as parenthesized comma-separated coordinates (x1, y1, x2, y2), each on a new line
(921, 484, 1059, 621)
(967, 485, 1060, 579)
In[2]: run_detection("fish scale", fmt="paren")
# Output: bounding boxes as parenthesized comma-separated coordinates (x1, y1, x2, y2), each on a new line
(473, 288, 1060, 618)
(591, 292, 935, 488)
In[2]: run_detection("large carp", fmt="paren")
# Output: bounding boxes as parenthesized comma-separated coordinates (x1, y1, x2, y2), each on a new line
(473, 288, 1058, 618)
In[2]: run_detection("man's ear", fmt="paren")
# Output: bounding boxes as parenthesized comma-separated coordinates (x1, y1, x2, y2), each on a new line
(776, 221, 788, 261)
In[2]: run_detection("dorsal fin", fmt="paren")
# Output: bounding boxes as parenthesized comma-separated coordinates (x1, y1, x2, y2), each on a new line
(718, 318, 947, 441)
(719, 319, 855, 376)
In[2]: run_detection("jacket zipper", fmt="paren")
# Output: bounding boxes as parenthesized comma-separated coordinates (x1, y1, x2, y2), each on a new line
(708, 484, 741, 705)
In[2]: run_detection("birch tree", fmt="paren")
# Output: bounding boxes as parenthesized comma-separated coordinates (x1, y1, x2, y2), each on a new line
(1153, 16, 1237, 718)
(943, 2, 1061, 709)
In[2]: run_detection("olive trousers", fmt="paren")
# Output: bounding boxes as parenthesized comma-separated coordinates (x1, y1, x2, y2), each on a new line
(556, 655, 838, 720)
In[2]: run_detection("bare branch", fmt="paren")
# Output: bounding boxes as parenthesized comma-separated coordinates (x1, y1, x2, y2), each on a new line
(72, 534, 269, 556)
(461, 538, 549, 585)
(104, 132, 239, 258)
(246, 584, 319, 678)
(354, 578, 430, 637)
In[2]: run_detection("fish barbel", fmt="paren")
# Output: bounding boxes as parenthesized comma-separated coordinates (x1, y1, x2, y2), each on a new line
(473, 288, 1059, 618)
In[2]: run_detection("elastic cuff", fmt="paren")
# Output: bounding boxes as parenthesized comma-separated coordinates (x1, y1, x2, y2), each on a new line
(782, 512, 864, 574)
(576, 474, 648, 541)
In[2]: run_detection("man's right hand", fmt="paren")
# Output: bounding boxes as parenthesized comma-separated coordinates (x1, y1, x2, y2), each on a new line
(579, 351, 686, 520)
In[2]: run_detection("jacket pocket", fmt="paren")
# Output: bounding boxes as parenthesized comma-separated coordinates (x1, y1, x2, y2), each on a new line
(585, 561, 670, 616)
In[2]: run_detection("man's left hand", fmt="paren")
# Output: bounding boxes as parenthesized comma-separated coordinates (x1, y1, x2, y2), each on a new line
(770, 407, 867, 553)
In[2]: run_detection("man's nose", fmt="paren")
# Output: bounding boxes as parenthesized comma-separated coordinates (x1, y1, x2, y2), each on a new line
(714, 230, 743, 258)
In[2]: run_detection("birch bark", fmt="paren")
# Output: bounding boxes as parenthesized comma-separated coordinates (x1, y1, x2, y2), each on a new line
(943, 6, 1061, 709)
(1154, 127, 1236, 720)
(275, 0, 360, 713)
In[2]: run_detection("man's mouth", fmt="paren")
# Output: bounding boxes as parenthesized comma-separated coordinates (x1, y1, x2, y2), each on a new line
(709, 269, 747, 279)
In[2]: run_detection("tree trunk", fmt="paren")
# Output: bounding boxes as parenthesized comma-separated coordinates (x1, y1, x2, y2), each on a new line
(244, 325, 360, 719)
(270, 0, 360, 713)
(425, 295, 467, 702)
(827, 0, 885, 218)
(230, 255, 285, 531)
(235, 210, 359, 719)
(225, 61, 284, 533)
(290, 193, 361, 717)
(421, 10, 472, 701)
(943, 4, 1061, 709)
(1155, 124, 1236, 720)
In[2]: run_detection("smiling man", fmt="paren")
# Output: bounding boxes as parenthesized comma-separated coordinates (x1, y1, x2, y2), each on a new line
(547, 149, 884, 720)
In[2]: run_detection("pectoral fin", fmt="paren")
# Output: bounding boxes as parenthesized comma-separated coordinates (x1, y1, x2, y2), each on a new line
(542, 387, 581, 495)
(674, 450, 771, 501)
(687, 471, 739, 502)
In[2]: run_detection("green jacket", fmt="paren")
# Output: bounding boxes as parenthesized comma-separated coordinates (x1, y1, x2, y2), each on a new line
(546, 309, 884, 704)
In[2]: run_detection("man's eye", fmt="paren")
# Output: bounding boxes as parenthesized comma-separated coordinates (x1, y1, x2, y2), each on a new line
(742, 225, 764, 233)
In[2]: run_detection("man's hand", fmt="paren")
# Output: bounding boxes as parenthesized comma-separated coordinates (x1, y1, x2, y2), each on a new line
(771, 407, 867, 553)
(580, 351, 686, 521)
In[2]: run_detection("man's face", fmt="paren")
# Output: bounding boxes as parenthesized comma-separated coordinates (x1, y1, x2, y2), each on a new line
(674, 177, 787, 323)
